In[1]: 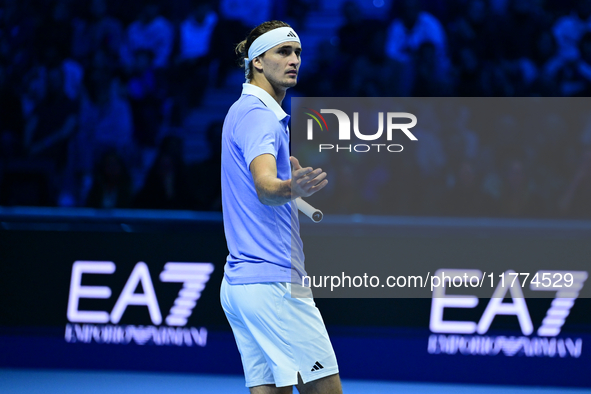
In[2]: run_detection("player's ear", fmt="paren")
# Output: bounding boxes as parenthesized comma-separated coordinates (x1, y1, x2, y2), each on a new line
(252, 56, 264, 73)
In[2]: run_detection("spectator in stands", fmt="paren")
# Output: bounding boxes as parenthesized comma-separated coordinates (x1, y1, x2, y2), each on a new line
(348, 26, 399, 97)
(559, 149, 591, 218)
(385, 0, 449, 95)
(499, 0, 552, 62)
(551, 56, 590, 96)
(1, 0, 40, 74)
(452, 47, 485, 96)
(219, 0, 272, 32)
(337, 1, 375, 60)
(71, 0, 124, 65)
(126, 49, 164, 147)
(121, 2, 174, 69)
(446, 0, 500, 62)
(9, 65, 77, 206)
(477, 61, 515, 96)
(360, 155, 392, 214)
(574, 31, 591, 95)
(133, 136, 193, 210)
(210, 0, 270, 87)
(189, 122, 222, 211)
(443, 105, 480, 171)
(178, 3, 218, 62)
(413, 106, 447, 178)
(86, 150, 132, 209)
(336, 1, 385, 94)
(23, 66, 78, 171)
(412, 41, 453, 96)
(528, 111, 571, 216)
(446, 0, 501, 95)
(33, 44, 83, 105)
(19, 66, 45, 129)
(40, 45, 84, 102)
(413, 104, 447, 214)
(284, 0, 315, 30)
(299, 40, 348, 97)
(169, 2, 218, 120)
(444, 160, 497, 217)
(76, 68, 134, 177)
(552, 0, 591, 62)
(332, 163, 362, 215)
(527, 30, 561, 95)
(0, 64, 25, 159)
(107, 0, 144, 27)
(498, 159, 543, 217)
(35, 0, 74, 63)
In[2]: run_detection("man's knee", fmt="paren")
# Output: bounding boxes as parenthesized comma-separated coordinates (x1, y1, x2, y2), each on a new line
(250, 384, 293, 394)
(297, 373, 342, 394)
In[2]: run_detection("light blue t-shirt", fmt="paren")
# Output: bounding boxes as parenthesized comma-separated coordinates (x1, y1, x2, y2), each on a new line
(221, 83, 305, 284)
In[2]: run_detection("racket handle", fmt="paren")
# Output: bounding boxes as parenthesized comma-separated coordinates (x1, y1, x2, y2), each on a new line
(296, 198, 323, 223)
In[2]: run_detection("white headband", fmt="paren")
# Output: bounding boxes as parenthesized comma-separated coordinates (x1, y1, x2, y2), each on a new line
(244, 26, 301, 81)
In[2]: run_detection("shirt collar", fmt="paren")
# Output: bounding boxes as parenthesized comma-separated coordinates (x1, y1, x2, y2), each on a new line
(242, 83, 288, 121)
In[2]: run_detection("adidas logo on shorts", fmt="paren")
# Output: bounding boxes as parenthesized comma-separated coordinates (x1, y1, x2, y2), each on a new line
(287, 31, 297, 38)
(311, 361, 324, 372)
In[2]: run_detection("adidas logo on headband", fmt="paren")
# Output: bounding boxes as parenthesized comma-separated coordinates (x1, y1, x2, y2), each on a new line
(287, 31, 297, 38)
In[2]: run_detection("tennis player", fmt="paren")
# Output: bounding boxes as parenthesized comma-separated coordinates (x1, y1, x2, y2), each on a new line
(220, 21, 342, 393)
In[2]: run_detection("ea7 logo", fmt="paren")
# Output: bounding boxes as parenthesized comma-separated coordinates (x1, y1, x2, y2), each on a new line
(67, 261, 214, 326)
(306, 109, 418, 141)
(429, 269, 588, 337)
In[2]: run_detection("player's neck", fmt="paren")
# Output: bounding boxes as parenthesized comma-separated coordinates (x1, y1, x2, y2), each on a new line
(249, 78, 286, 106)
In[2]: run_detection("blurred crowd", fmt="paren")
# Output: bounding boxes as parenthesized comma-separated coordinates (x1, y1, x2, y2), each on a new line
(1, 0, 591, 218)
(0, 0, 234, 210)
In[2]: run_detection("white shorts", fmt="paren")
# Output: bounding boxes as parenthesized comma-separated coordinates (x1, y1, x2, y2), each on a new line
(220, 277, 339, 388)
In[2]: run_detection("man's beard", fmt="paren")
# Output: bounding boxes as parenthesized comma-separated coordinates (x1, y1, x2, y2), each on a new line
(268, 73, 298, 89)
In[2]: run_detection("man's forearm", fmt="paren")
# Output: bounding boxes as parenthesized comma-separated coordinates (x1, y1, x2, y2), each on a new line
(255, 176, 294, 206)
(29, 116, 76, 156)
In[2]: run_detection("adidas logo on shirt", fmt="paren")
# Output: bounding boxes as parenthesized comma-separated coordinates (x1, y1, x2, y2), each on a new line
(287, 31, 297, 38)
(310, 361, 324, 371)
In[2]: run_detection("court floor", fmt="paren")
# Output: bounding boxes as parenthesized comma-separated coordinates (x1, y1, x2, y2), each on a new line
(1, 369, 589, 394)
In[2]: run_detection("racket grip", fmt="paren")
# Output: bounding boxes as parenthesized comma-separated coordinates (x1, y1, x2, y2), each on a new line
(296, 197, 323, 223)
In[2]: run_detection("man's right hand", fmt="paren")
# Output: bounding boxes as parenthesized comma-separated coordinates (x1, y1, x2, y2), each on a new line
(290, 156, 328, 199)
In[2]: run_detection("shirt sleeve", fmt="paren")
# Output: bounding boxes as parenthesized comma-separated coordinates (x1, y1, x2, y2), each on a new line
(233, 107, 282, 169)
